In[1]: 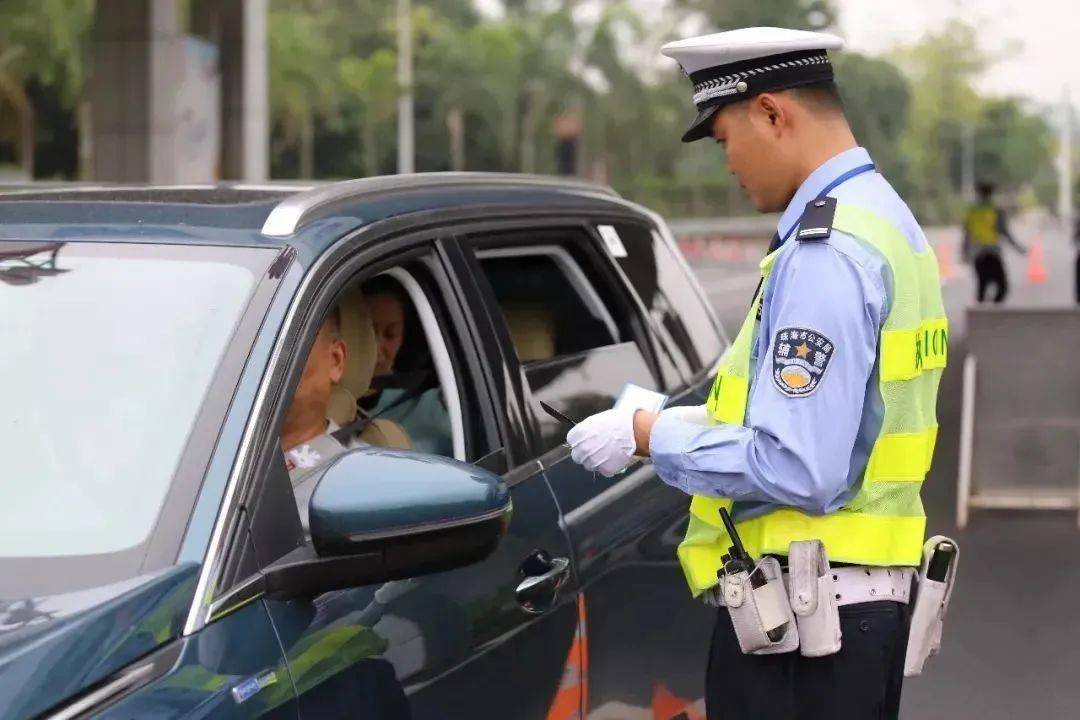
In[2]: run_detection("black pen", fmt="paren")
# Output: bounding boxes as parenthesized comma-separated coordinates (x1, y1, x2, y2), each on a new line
(539, 401, 577, 430)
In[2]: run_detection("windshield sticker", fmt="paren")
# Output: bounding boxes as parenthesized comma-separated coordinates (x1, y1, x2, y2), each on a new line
(597, 225, 628, 258)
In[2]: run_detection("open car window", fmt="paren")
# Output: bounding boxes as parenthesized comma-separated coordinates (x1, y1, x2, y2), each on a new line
(470, 228, 661, 454)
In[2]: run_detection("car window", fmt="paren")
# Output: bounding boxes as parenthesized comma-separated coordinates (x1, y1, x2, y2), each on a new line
(359, 269, 462, 460)
(600, 221, 725, 377)
(477, 246, 619, 359)
(275, 256, 483, 533)
(471, 229, 660, 453)
(0, 242, 263, 562)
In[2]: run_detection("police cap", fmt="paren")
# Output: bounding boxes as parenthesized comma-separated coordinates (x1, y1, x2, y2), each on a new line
(661, 27, 844, 143)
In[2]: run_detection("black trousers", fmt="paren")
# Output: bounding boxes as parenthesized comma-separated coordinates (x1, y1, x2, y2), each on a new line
(974, 253, 1007, 303)
(705, 601, 911, 720)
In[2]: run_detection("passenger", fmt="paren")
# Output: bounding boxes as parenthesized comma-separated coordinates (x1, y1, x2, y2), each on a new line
(362, 276, 454, 457)
(280, 306, 365, 529)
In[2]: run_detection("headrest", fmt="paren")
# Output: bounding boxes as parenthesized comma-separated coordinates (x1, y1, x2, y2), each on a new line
(502, 301, 556, 362)
(327, 289, 377, 425)
(361, 419, 413, 450)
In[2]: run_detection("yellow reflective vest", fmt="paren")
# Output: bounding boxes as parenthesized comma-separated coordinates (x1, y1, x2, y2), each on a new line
(964, 204, 999, 246)
(677, 204, 947, 596)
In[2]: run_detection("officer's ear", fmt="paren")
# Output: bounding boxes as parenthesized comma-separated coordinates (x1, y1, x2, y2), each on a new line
(751, 93, 785, 136)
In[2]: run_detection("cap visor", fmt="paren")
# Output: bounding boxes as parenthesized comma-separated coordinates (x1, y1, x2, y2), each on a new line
(681, 104, 721, 143)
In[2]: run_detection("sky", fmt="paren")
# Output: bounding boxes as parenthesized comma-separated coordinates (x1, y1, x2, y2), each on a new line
(836, 0, 1078, 111)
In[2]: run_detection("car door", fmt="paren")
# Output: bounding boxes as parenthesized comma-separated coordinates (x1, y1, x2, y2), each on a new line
(579, 218, 728, 718)
(234, 234, 581, 719)
(457, 216, 726, 718)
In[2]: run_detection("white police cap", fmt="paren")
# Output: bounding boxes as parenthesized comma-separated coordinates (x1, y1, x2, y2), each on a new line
(661, 27, 844, 143)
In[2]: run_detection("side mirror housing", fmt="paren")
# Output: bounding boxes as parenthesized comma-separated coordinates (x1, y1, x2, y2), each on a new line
(262, 449, 511, 599)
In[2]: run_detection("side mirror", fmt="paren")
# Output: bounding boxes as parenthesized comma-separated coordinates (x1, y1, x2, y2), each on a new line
(262, 449, 512, 599)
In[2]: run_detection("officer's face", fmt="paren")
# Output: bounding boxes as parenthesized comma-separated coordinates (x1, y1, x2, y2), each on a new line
(710, 98, 794, 213)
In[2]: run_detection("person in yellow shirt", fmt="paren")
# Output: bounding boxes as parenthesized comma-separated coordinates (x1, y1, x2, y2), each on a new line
(962, 182, 1026, 303)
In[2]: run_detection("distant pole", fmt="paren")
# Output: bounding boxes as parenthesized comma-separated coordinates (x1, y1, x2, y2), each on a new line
(1059, 87, 1074, 234)
(244, 0, 269, 182)
(961, 121, 976, 203)
(396, 0, 414, 174)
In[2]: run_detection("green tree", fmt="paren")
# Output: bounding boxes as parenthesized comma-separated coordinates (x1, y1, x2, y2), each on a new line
(514, 8, 582, 173)
(973, 97, 1052, 199)
(269, 2, 343, 178)
(893, 19, 987, 221)
(833, 53, 912, 195)
(339, 49, 398, 177)
(414, 9, 486, 171)
(462, 20, 527, 169)
(0, 0, 92, 177)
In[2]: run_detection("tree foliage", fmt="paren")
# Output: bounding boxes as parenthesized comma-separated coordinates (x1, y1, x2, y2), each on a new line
(0, 0, 92, 174)
(1, 0, 1061, 223)
(833, 53, 912, 195)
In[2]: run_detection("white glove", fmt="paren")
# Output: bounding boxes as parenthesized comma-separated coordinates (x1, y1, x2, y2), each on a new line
(567, 407, 638, 477)
(659, 403, 710, 426)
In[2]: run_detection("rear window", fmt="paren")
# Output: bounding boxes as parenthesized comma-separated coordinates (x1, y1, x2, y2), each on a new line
(476, 247, 620, 360)
(601, 221, 724, 376)
(473, 234, 660, 453)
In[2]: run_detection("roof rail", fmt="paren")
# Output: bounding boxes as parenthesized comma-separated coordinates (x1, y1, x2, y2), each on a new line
(259, 172, 617, 237)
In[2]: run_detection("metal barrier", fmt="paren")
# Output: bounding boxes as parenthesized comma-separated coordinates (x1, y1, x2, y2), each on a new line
(666, 215, 779, 238)
(668, 215, 775, 264)
(956, 307, 1080, 527)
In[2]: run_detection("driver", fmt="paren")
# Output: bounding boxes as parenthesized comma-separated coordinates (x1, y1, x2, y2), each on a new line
(280, 306, 366, 529)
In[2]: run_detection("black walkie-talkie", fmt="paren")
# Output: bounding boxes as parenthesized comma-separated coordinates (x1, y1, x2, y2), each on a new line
(718, 507, 753, 574)
(718, 507, 787, 642)
(927, 541, 955, 582)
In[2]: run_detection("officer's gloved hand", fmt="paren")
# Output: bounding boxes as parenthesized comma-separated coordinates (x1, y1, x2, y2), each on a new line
(567, 407, 637, 477)
(659, 403, 710, 426)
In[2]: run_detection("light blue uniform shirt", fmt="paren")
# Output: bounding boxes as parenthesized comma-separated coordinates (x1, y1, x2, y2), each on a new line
(650, 147, 928, 517)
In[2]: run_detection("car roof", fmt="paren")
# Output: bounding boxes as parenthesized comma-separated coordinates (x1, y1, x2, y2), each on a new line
(0, 174, 644, 263)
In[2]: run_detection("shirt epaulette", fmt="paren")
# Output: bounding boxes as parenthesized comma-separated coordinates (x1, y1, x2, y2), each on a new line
(796, 196, 837, 241)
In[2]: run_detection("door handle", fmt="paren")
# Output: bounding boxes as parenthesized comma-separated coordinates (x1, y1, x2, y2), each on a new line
(516, 556, 571, 614)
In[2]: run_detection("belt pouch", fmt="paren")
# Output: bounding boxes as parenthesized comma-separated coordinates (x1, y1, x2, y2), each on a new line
(904, 535, 959, 677)
(787, 540, 842, 657)
(722, 555, 799, 655)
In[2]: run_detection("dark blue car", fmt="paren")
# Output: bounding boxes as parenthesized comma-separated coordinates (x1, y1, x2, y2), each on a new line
(0, 175, 725, 719)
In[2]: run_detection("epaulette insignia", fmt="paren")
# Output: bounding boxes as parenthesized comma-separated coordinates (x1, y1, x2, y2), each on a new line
(796, 196, 837, 241)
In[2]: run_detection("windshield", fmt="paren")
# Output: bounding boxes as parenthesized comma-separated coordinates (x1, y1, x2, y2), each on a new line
(0, 242, 264, 563)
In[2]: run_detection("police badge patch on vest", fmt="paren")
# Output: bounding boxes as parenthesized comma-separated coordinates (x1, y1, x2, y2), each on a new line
(772, 327, 835, 397)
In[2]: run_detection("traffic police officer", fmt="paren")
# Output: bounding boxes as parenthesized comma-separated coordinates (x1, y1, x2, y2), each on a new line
(566, 28, 948, 719)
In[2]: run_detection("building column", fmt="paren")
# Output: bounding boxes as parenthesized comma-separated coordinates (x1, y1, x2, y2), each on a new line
(90, 0, 184, 182)
(219, 0, 268, 181)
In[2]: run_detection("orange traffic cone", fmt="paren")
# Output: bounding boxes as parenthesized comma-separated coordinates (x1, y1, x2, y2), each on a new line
(651, 683, 705, 720)
(937, 241, 955, 282)
(544, 595, 589, 720)
(1026, 238, 1047, 284)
